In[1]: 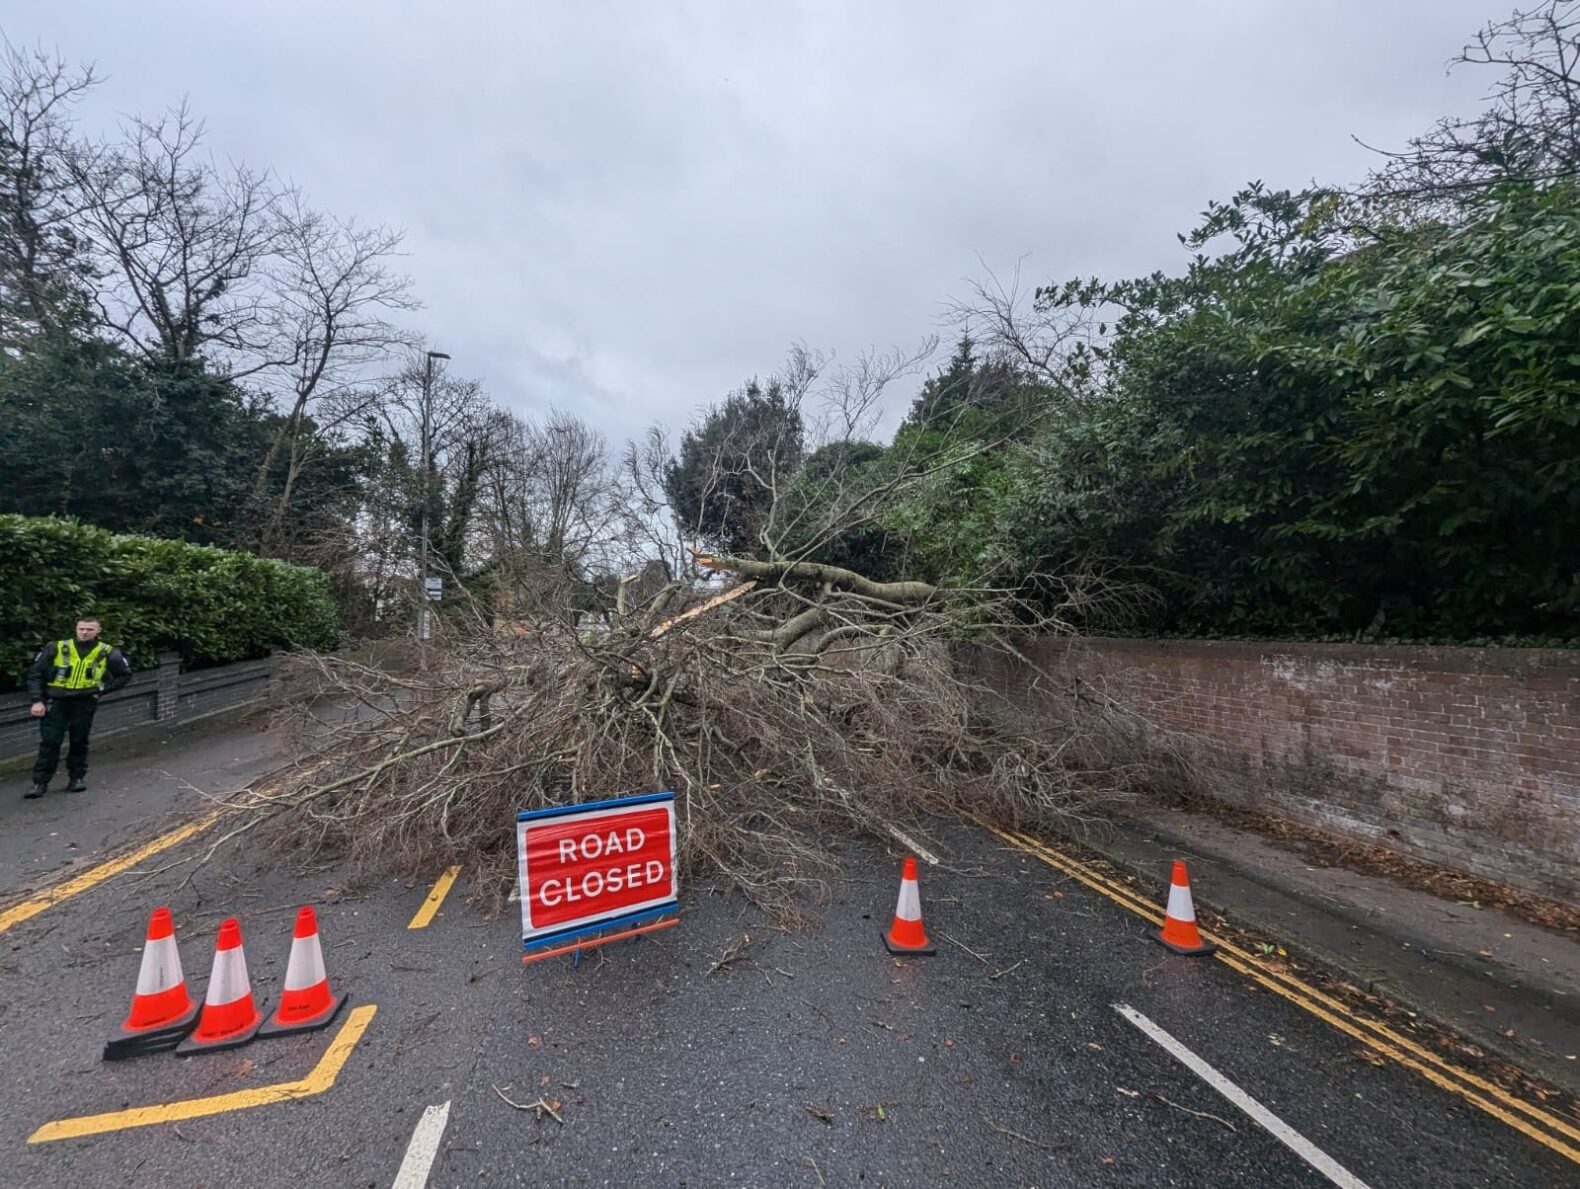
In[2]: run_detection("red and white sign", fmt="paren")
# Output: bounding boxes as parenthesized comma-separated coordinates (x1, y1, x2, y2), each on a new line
(516, 794, 678, 948)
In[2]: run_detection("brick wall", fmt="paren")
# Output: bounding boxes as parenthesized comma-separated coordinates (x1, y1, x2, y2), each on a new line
(965, 638, 1580, 905)
(0, 652, 279, 764)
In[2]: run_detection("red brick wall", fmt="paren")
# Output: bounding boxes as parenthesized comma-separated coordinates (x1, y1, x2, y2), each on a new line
(971, 638, 1580, 905)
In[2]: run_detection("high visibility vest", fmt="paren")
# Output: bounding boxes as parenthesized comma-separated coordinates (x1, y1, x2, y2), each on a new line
(48, 639, 109, 693)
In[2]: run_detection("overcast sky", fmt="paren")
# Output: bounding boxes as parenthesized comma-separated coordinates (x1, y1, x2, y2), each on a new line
(8, 2, 1502, 443)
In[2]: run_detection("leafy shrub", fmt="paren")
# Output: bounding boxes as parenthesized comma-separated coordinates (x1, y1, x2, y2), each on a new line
(0, 515, 342, 686)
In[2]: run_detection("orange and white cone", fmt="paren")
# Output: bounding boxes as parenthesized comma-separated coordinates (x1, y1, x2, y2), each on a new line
(176, 917, 266, 1055)
(1156, 860, 1216, 956)
(259, 906, 347, 1039)
(103, 906, 201, 1060)
(883, 856, 936, 955)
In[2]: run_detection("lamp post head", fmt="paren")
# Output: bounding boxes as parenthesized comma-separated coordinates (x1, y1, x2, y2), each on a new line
(427, 350, 451, 361)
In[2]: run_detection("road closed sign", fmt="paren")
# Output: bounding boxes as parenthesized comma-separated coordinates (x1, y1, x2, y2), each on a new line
(516, 791, 678, 954)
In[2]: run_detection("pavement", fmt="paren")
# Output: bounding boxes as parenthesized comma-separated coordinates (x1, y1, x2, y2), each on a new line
(1, 719, 1578, 1188)
(0, 711, 282, 897)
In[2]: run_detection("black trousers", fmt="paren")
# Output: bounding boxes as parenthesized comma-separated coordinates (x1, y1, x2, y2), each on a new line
(32, 697, 98, 786)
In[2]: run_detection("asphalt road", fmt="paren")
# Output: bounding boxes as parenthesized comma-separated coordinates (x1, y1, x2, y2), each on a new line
(1, 733, 1576, 1187)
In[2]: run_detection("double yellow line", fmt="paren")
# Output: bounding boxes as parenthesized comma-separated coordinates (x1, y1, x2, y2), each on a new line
(0, 813, 220, 936)
(985, 823, 1580, 1167)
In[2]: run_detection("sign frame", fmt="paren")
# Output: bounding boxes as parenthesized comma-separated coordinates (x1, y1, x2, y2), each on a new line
(516, 790, 678, 956)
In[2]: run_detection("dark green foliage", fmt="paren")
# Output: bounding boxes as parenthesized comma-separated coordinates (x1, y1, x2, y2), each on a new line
(1002, 182, 1580, 640)
(0, 514, 343, 686)
(1, 340, 257, 544)
(665, 379, 804, 556)
(904, 334, 1043, 439)
(876, 338, 1051, 585)
(0, 336, 368, 552)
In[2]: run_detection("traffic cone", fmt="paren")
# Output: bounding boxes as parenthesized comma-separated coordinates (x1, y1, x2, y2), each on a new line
(103, 906, 201, 1060)
(1156, 860, 1216, 956)
(175, 917, 265, 1055)
(883, 856, 936, 955)
(259, 906, 347, 1039)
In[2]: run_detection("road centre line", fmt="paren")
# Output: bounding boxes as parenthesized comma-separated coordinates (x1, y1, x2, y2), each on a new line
(1114, 1003, 1374, 1189)
(392, 1101, 451, 1188)
(985, 822, 1580, 1166)
(0, 812, 219, 936)
(29, 1004, 377, 1143)
(407, 865, 462, 929)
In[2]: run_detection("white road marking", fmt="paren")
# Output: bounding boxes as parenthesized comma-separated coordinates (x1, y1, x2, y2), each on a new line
(392, 1100, 451, 1189)
(1113, 1004, 1374, 1189)
(885, 826, 939, 865)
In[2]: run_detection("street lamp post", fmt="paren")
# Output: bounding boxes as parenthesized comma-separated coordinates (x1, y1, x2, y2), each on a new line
(419, 349, 450, 642)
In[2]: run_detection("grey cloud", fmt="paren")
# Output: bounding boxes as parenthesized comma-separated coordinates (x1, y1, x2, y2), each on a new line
(8, 1, 1497, 441)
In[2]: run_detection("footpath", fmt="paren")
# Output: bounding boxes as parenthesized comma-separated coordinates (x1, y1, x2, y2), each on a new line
(0, 710, 283, 900)
(1087, 803, 1580, 1097)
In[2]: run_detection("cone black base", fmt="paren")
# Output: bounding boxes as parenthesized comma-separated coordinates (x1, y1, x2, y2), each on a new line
(174, 1006, 265, 1056)
(882, 930, 936, 956)
(103, 1003, 201, 1061)
(1155, 930, 1216, 956)
(258, 991, 347, 1040)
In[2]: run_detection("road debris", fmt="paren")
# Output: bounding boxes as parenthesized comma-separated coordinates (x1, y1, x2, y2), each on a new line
(492, 1084, 565, 1124)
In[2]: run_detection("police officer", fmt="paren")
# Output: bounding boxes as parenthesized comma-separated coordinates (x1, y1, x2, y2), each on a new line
(24, 616, 132, 799)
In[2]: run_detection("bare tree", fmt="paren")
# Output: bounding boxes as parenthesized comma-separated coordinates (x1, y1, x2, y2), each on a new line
(945, 257, 1104, 393)
(70, 99, 283, 372)
(366, 353, 497, 582)
(1361, 1, 1580, 205)
(619, 424, 696, 582)
(0, 39, 99, 346)
(476, 408, 652, 622)
(252, 193, 418, 543)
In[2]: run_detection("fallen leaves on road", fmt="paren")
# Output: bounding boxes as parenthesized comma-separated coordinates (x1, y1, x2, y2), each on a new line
(1191, 802, 1580, 934)
(1353, 1047, 1387, 1067)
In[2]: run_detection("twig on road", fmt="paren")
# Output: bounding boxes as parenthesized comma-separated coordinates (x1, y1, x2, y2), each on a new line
(708, 931, 751, 975)
(983, 1115, 1070, 1150)
(492, 1083, 564, 1123)
(940, 931, 989, 964)
(800, 1155, 826, 1186)
(1149, 1091, 1236, 1132)
(988, 960, 1025, 981)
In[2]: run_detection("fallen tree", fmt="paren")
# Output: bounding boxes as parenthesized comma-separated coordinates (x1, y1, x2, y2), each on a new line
(214, 555, 1164, 925)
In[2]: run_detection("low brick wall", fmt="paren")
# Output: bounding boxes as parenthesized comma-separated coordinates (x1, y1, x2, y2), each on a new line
(0, 651, 279, 764)
(965, 638, 1580, 905)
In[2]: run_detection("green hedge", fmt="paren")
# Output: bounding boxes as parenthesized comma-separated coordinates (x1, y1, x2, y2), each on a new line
(1, 515, 343, 687)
